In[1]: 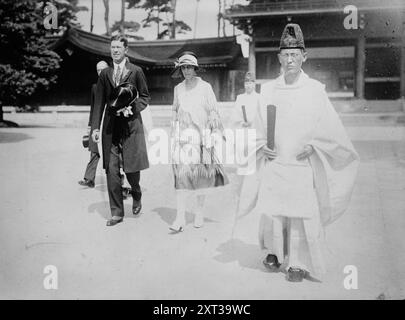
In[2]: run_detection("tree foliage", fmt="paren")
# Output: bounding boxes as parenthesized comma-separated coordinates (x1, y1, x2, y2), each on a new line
(129, 0, 191, 39)
(0, 0, 82, 107)
(111, 20, 144, 40)
(110, 0, 144, 40)
(161, 20, 191, 38)
(39, 0, 88, 34)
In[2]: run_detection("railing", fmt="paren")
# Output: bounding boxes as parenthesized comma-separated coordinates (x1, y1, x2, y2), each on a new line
(226, 0, 403, 15)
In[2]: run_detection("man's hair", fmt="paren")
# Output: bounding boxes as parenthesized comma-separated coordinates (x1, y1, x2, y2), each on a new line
(111, 35, 128, 48)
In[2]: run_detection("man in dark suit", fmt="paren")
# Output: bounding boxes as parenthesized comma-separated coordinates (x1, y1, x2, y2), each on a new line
(78, 60, 109, 188)
(91, 35, 150, 226)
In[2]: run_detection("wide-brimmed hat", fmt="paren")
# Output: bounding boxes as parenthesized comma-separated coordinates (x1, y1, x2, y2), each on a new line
(279, 23, 305, 50)
(171, 52, 199, 78)
(109, 82, 138, 110)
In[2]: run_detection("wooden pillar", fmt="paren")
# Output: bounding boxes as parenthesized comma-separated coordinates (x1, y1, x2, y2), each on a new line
(0, 101, 3, 123)
(227, 70, 237, 101)
(264, 54, 271, 79)
(248, 35, 256, 78)
(212, 71, 221, 101)
(400, 8, 405, 99)
(355, 28, 366, 99)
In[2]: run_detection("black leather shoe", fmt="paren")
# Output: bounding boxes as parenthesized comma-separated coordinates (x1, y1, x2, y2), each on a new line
(132, 200, 142, 215)
(106, 218, 123, 226)
(78, 179, 95, 188)
(263, 254, 281, 272)
(286, 267, 309, 282)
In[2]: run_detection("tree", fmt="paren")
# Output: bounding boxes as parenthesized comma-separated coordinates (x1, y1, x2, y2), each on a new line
(129, 0, 191, 39)
(170, 0, 176, 39)
(39, 0, 88, 34)
(222, 0, 227, 36)
(102, 0, 111, 35)
(217, 0, 226, 37)
(120, 0, 125, 34)
(0, 0, 79, 125)
(90, 0, 94, 32)
(111, 21, 144, 40)
(111, 0, 144, 40)
(163, 20, 191, 39)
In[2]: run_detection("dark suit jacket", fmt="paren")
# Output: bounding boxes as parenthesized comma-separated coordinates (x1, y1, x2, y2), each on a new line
(91, 60, 150, 173)
(88, 83, 99, 153)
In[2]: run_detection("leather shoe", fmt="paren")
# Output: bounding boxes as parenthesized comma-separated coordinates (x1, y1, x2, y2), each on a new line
(286, 267, 309, 282)
(132, 200, 142, 215)
(169, 220, 185, 233)
(106, 218, 123, 226)
(263, 254, 281, 272)
(78, 179, 95, 188)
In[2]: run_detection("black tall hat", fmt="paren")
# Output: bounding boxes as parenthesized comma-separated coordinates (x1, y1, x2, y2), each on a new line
(109, 82, 138, 110)
(279, 23, 305, 50)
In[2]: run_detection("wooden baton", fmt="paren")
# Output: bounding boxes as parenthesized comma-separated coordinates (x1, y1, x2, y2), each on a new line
(267, 104, 276, 150)
(241, 105, 247, 123)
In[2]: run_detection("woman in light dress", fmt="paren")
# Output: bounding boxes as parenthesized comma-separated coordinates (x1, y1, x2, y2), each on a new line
(169, 51, 228, 232)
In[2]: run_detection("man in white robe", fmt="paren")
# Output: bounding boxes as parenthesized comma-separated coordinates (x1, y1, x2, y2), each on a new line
(230, 72, 260, 214)
(227, 72, 263, 243)
(245, 23, 359, 282)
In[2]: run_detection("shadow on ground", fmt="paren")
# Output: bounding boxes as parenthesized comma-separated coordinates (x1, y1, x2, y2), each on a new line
(88, 201, 145, 221)
(152, 206, 217, 227)
(0, 131, 32, 143)
(213, 238, 265, 272)
(0, 120, 19, 128)
(18, 125, 56, 128)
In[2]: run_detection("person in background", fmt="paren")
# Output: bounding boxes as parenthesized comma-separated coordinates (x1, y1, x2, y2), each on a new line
(230, 71, 260, 216)
(78, 60, 109, 188)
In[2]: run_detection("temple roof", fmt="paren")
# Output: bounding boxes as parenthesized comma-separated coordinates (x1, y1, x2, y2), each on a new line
(51, 27, 243, 68)
(225, 0, 404, 19)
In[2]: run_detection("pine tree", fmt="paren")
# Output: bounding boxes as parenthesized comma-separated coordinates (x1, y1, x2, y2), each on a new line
(0, 0, 82, 123)
(129, 0, 191, 39)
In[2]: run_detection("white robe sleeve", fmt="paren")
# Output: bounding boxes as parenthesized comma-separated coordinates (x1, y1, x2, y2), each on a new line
(230, 95, 245, 128)
(309, 88, 360, 226)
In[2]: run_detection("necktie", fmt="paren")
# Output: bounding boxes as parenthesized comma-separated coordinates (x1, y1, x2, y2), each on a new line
(114, 66, 121, 86)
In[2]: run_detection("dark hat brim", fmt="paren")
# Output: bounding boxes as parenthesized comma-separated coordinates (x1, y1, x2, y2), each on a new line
(171, 65, 200, 79)
(109, 82, 138, 109)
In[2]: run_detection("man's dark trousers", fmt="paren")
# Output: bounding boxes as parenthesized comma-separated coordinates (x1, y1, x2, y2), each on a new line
(107, 143, 141, 218)
(83, 152, 100, 182)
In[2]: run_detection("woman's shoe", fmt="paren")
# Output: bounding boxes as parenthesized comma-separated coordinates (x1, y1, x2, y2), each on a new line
(193, 213, 204, 228)
(169, 220, 185, 232)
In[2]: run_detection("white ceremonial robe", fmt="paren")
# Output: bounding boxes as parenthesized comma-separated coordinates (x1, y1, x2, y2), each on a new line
(239, 71, 360, 276)
(230, 91, 260, 176)
(229, 91, 262, 243)
(231, 92, 260, 125)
